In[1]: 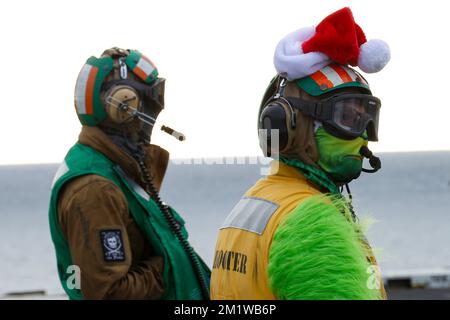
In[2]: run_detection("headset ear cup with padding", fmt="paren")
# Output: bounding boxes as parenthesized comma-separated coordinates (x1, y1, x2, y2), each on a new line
(259, 101, 295, 156)
(104, 85, 140, 124)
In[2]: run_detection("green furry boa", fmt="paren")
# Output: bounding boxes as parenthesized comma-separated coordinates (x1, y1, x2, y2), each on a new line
(268, 194, 381, 300)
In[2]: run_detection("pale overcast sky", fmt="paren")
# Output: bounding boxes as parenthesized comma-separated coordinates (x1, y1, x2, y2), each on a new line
(1, 0, 449, 165)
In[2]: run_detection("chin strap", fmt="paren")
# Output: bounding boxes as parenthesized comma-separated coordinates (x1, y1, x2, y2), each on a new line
(360, 146, 381, 173)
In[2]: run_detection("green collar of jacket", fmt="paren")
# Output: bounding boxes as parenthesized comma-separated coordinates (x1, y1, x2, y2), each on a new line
(279, 156, 340, 194)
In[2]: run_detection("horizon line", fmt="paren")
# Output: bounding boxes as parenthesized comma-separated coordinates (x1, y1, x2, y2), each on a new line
(1, 149, 450, 167)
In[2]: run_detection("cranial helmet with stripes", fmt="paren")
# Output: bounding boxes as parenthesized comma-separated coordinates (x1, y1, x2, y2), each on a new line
(74, 47, 163, 132)
(259, 7, 389, 165)
(258, 64, 372, 165)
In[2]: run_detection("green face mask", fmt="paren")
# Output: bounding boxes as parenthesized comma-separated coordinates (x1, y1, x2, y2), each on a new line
(315, 127, 368, 184)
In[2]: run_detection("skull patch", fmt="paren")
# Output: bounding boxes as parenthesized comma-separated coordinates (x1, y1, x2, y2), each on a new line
(100, 230, 125, 262)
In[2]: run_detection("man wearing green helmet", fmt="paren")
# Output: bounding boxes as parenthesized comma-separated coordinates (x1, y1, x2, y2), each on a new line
(211, 8, 390, 300)
(48, 47, 210, 300)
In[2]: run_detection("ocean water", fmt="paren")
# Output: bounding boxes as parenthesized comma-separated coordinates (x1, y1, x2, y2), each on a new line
(1, 152, 450, 296)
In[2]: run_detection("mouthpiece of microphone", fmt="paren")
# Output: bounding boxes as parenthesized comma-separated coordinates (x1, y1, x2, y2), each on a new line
(360, 146, 381, 173)
(161, 125, 186, 141)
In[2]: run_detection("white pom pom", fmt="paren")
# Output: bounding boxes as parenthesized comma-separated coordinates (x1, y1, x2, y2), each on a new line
(358, 39, 391, 73)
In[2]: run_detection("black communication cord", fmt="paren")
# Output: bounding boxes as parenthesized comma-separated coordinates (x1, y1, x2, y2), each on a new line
(135, 150, 210, 300)
(341, 184, 358, 223)
(106, 87, 210, 299)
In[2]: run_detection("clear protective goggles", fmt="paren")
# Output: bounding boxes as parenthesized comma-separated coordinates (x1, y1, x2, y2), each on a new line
(287, 93, 381, 141)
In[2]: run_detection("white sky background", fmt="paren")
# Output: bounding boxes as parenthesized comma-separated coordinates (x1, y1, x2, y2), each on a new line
(1, 0, 449, 165)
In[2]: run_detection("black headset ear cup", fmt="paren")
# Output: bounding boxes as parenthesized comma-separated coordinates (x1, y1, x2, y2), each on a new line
(259, 102, 290, 155)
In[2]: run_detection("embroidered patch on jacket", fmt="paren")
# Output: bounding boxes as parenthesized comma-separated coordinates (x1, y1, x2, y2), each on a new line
(100, 230, 125, 262)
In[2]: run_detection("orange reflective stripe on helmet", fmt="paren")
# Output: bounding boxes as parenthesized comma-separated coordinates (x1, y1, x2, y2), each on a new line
(133, 56, 156, 82)
(85, 66, 98, 115)
(75, 64, 98, 115)
(310, 70, 334, 90)
(309, 64, 369, 91)
(330, 64, 353, 83)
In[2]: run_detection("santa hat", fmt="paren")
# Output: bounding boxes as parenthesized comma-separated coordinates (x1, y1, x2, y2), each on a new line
(274, 7, 391, 80)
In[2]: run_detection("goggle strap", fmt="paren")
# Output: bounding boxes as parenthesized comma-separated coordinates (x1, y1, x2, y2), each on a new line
(286, 97, 328, 119)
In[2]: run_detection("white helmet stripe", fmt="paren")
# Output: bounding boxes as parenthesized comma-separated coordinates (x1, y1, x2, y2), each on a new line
(136, 57, 155, 77)
(74, 64, 92, 114)
(341, 65, 358, 82)
(320, 66, 344, 87)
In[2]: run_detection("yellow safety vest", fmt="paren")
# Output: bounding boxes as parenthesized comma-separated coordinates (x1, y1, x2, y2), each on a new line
(210, 160, 386, 300)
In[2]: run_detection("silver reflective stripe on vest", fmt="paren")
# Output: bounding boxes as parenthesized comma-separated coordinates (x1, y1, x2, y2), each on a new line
(115, 166, 150, 201)
(220, 197, 279, 235)
(51, 161, 69, 188)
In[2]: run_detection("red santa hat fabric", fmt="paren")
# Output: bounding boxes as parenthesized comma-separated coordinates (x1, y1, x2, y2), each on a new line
(274, 7, 391, 81)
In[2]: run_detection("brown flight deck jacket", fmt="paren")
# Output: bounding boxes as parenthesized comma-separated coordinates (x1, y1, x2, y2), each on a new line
(57, 126, 170, 299)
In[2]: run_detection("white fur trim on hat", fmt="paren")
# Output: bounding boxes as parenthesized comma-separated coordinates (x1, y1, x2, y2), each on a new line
(273, 26, 332, 81)
(358, 39, 391, 73)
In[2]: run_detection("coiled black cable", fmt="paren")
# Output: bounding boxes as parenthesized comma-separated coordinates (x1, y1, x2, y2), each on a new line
(135, 153, 210, 300)
(344, 183, 358, 223)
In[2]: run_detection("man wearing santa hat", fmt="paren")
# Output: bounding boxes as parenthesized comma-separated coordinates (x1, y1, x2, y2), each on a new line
(211, 7, 390, 300)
